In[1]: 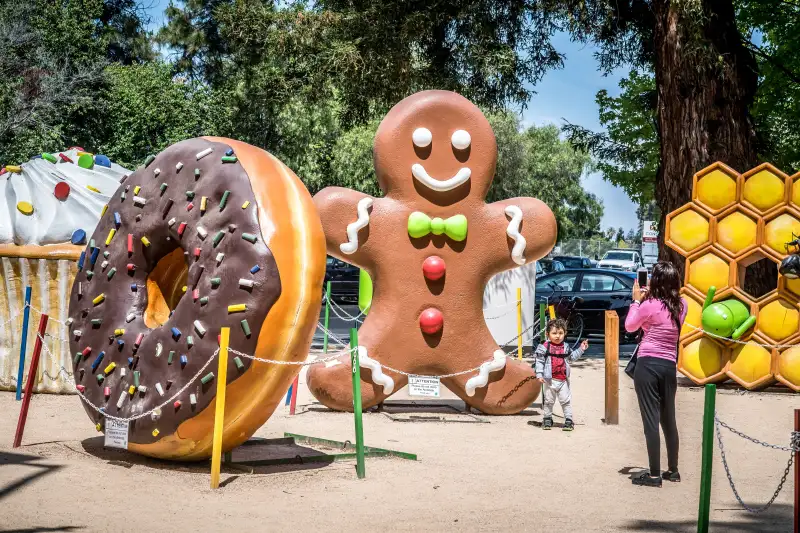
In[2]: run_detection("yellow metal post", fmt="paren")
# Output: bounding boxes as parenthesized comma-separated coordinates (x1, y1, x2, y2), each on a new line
(210, 327, 230, 489)
(517, 287, 523, 360)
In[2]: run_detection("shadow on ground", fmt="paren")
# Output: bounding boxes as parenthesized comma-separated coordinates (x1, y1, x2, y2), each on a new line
(0, 451, 63, 502)
(79, 436, 337, 477)
(620, 502, 793, 532)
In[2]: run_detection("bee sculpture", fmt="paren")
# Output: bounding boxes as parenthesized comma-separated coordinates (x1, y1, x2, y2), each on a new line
(780, 233, 800, 279)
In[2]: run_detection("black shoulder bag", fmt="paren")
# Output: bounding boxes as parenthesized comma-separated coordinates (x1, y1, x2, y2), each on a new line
(624, 343, 639, 379)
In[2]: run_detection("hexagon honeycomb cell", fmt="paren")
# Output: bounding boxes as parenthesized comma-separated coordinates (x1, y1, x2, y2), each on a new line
(763, 208, 800, 257)
(756, 297, 799, 343)
(678, 334, 729, 384)
(694, 164, 738, 214)
(741, 164, 787, 214)
(680, 289, 703, 338)
(791, 173, 800, 208)
(666, 204, 711, 255)
(782, 276, 800, 298)
(715, 208, 758, 257)
(726, 339, 775, 390)
(775, 346, 800, 391)
(686, 251, 730, 297)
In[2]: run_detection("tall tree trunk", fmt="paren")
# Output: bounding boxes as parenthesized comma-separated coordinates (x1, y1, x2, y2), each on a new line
(653, 0, 758, 277)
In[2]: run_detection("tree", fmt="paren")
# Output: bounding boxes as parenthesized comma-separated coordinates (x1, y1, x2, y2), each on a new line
(563, 70, 659, 207)
(561, 0, 759, 276)
(161, 0, 567, 128)
(92, 62, 225, 168)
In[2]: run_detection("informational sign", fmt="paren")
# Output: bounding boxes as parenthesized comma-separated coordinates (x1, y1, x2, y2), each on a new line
(104, 418, 129, 449)
(642, 220, 659, 267)
(408, 375, 441, 397)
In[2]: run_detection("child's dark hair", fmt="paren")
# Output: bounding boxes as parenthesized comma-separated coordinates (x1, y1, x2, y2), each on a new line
(546, 318, 568, 334)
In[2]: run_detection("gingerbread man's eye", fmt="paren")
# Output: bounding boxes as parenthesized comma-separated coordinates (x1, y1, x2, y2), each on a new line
(451, 130, 471, 150)
(412, 128, 432, 148)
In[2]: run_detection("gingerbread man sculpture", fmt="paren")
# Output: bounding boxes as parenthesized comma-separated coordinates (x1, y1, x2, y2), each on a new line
(307, 90, 557, 414)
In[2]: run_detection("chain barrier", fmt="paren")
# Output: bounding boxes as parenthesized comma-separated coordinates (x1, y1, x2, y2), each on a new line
(683, 323, 799, 349)
(714, 414, 800, 513)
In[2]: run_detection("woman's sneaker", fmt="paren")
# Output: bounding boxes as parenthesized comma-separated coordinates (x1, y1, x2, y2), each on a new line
(662, 470, 681, 482)
(542, 417, 553, 430)
(562, 419, 574, 431)
(632, 472, 662, 487)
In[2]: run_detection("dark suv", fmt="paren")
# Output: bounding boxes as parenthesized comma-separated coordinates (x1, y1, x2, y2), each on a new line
(551, 255, 592, 269)
(324, 256, 360, 303)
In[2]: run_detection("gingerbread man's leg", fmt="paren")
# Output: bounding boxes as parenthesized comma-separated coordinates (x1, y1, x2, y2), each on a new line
(441, 336, 540, 414)
(307, 342, 408, 412)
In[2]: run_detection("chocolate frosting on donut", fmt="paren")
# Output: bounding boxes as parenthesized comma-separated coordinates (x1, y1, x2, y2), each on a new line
(67, 138, 280, 444)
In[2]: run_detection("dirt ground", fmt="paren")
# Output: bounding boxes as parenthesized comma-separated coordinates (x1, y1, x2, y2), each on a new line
(1, 358, 798, 532)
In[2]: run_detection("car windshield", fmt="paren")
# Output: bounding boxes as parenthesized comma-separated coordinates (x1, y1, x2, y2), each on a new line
(557, 258, 584, 268)
(603, 252, 635, 261)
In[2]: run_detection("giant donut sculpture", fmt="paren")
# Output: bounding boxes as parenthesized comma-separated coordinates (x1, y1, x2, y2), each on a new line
(67, 138, 325, 460)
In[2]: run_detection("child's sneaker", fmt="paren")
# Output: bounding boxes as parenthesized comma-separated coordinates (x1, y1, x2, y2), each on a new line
(542, 417, 553, 430)
(563, 419, 574, 431)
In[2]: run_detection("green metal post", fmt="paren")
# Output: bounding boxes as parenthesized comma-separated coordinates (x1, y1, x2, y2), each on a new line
(697, 384, 716, 533)
(350, 328, 366, 479)
(539, 302, 547, 342)
(538, 302, 547, 407)
(323, 281, 331, 353)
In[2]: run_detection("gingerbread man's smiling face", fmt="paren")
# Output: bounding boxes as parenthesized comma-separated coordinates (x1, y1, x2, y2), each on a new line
(374, 91, 497, 207)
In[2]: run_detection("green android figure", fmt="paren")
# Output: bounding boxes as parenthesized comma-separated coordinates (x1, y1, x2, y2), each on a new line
(701, 286, 756, 339)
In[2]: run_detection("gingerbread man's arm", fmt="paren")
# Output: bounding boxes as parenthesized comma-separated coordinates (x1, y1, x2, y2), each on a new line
(481, 197, 558, 273)
(313, 187, 381, 269)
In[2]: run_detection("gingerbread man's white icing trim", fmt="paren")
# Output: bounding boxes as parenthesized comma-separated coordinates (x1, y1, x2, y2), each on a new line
(504, 205, 527, 265)
(340, 197, 373, 255)
(356, 345, 395, 394)
(411, 164, 471, 192)
(465, 350, 507, 396)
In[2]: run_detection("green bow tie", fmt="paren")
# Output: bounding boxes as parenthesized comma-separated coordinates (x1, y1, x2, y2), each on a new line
(408, 212, 468, 241)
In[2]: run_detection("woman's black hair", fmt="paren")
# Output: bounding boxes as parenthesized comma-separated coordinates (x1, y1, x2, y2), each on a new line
(647, 261, 683, 329)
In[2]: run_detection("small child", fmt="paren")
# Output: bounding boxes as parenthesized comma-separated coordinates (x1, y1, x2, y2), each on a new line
(534, 319, 588, 431)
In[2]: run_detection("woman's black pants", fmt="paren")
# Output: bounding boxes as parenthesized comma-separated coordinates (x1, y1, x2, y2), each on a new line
(634, 356, 679, 476)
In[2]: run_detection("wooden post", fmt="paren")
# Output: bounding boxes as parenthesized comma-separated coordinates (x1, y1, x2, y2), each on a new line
(697, 384, 716, 533)
(15, 286, 32, 401)
(210, 327, 230, 489)
(516, 287, 523, 360)
(350, 328, 365, 479)
(13, 313, 48, 447)
(604, 311, 619, 425)
(794, 408, 799, 533)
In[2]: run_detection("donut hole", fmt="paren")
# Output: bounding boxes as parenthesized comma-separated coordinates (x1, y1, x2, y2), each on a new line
(144, 247, 188, 329)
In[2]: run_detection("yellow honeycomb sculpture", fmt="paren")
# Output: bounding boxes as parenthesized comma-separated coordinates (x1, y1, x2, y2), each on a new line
(666, 161, 800, 391)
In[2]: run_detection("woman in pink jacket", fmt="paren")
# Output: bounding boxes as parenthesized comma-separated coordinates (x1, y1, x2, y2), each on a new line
(625, 261, 687, 488)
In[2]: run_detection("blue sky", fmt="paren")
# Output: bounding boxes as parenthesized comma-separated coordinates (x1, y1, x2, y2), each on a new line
(144, 3, 639, 231)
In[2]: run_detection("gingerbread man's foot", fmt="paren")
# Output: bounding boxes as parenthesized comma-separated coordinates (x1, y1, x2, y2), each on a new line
(307, 347, 405, 411)
(443, 356, 540, 415)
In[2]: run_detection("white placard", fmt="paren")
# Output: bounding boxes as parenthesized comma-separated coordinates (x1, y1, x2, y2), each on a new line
(104, 418, 129, 449)
(408, 375, 440, 397)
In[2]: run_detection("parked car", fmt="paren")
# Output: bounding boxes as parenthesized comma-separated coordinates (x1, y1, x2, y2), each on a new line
(324, 256, 360, 303)
(597, 249, 644, 272)
(536, 259, 565, 278)
(552, 255, 593, 269)
(535, 269, 637, 340)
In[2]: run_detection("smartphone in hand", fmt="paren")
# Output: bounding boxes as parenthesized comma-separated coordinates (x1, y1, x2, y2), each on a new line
(637, 268, 649, 288)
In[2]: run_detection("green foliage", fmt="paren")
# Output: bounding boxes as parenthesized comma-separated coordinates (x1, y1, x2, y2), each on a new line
(737, 0, 800, 173)
(93, 63, 226, 168)
(486, 113, 601, 240)
(564, 70, 659, 206)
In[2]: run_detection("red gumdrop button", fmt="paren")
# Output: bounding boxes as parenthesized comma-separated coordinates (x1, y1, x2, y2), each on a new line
(54, 181, 70, 200)
(419, 308, 443, 334)
(422, 255, 446, 280)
